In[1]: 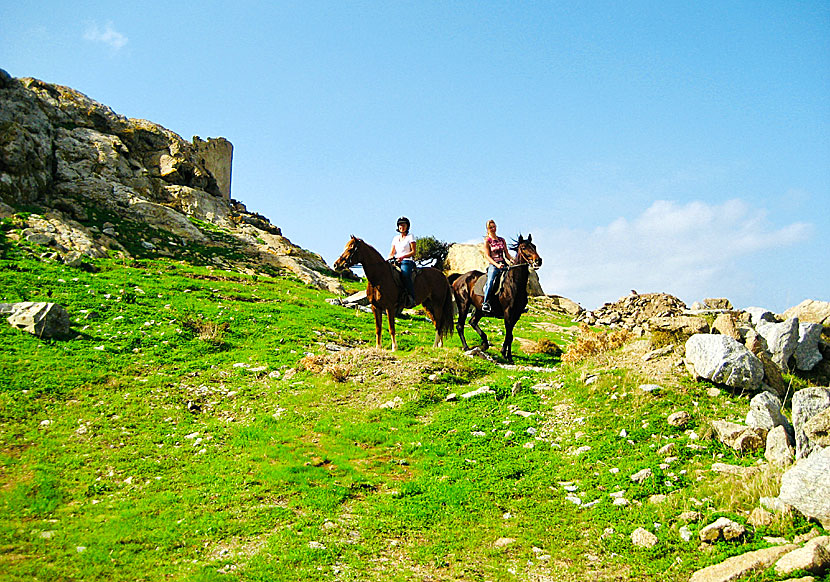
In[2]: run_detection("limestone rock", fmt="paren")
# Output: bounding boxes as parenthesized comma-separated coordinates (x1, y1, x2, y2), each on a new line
(532, 295, 584, 317)
(746, 392, 792, 434)
(775, 539, 830, 576)
(0, 71, 344, 293)
(704, 298, 734, 310)
(590, 292, 688, 331)
(711, 420, 765, 453)
(744, 307, 778, 326)
(712, 312, 741, 340)
(756, 318, 800, 370)
(698, 517, 745, 542)
(6, 302, 71, 339)
(783, 300, 830, 326)
(765, 425, 795, 468)
(755, 351, 789, 399)
(778, 447, 830, 529)
(685, 335, 764, 391)
(792, 387, 830, 460)
(795, 322, 824, 371)
(803, 409, 830, 449)
(689, 545, 797, 582)
(631, 527, 658, 548)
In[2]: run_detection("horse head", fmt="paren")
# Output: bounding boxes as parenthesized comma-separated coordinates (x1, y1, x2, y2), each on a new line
(334, 236, 361, 271)
(512, 234, 542, 269)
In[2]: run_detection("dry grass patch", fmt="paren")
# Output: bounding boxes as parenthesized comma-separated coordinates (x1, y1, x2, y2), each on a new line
(562, 325, 632, 364)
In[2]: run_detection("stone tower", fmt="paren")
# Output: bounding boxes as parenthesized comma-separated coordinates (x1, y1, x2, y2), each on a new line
(193, 136, 233, 200)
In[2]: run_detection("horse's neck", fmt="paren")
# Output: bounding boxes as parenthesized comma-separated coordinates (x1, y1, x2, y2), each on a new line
(505, 262, 529, 296)
(357, 242, 390, 283)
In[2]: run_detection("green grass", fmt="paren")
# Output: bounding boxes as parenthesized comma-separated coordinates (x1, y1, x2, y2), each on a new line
(0, 234, 826, 582)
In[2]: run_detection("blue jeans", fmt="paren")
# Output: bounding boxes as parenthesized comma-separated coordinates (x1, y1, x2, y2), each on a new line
(483, 264, 504, 303)
(399, 259, 415, 299)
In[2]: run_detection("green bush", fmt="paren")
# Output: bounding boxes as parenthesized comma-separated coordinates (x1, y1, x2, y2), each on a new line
(415, 235, 450, 268)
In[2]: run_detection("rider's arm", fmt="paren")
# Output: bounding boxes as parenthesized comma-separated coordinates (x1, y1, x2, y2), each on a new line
(402, 239, 416, 260)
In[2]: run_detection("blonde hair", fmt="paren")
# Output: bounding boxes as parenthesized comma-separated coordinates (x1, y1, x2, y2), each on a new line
(485, 220, 497, 235)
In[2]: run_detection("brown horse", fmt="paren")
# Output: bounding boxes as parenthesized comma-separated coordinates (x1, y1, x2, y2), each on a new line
(333, 236, 454, 350)
(449, 234, 542, 363)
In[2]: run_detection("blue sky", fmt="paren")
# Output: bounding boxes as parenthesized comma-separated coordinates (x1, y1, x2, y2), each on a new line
(2, 1, 828, 311)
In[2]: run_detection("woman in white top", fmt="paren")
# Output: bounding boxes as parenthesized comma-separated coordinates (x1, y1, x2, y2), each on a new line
(387, 216, 416, 307)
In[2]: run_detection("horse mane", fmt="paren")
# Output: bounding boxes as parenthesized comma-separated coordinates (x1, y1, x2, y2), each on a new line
(354, 237, 385, 264)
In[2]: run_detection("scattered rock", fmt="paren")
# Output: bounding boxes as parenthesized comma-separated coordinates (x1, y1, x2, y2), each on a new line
(630, 468, 653, 483)
(711, 420, 766, 453)
(461, 386, 496, 399)
(777, 447, 830, 528)
(783, 299, 830, 326)
(765, 425, 795, 468)
(774, 539, 830, 576)
(689, 545, 797, 582)
(668, 410, 691, 428)
(803, 409, 830, 448)
(631, 527, 658, 548)
(746, 392, 792, 434)
(685, 335, 764, 392)
(794, 322, 824, 371)
(711, 312, 741, 340)
(792, 387, 830, 460)
(698, 517, 745, 542)
(755, 318, 799, 370)
(6, 302, 72, 338)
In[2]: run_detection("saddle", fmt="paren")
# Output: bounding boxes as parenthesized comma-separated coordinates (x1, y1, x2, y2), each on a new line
(389, 262, 418, 306)
(472, 271, 504, 300)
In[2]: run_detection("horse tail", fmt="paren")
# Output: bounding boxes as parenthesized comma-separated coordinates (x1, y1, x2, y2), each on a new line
(437, 277, 455, 341)
(447, 273, 461, 285)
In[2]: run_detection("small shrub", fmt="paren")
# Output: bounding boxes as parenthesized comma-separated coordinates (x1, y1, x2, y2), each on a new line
(181, 315, 229, 346)
(298, 354, 326, 373)
(528, 338, 562, 356)
(562, 324, 632, 363)
(650, 329, 692, 350)
(324, 363, 352, 383)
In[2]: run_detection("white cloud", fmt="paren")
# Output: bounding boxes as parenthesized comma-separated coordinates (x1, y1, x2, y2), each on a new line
(83, 22, 128, 51)
(534, 199, 813, 311)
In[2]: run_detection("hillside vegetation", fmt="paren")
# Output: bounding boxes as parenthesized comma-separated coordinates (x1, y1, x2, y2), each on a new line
(0, 216, 823, 582)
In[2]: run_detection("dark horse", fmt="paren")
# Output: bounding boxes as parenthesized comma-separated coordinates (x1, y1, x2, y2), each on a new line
(449, 234, 542, 363)
(333, 236, 454, 350)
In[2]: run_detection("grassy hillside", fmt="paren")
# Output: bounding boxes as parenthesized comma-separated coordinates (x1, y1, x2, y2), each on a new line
(0, 221, 823, 581)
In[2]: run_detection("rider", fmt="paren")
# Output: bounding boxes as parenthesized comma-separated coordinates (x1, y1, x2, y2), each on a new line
(388, 216, 416, 308)
(482, 219, 513, 313)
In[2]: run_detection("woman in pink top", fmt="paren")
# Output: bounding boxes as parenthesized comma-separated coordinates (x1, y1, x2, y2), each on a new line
(482, 219, 513, 312)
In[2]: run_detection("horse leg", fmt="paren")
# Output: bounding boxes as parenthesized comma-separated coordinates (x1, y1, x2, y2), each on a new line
(455, 300, 471, 351)
(372, 305, 383, 349)
(502, 315, 516, 363)
(386, 308, 397, 351)
(469, 309, 490, 351)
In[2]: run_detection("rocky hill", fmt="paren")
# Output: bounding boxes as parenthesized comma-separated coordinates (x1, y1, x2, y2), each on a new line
(0, 68, 343, 293)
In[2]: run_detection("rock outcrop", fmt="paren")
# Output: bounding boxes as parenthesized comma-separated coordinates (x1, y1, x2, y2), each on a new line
(0, 69, 342, 293)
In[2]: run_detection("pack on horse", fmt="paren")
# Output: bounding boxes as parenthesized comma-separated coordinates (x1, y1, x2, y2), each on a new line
(449, 234, 542, 363)
(333, 236, 454, 350)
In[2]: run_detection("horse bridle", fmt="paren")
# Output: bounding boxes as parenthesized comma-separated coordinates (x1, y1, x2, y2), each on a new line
(338, 239, 361, 269)
(510, 241, 540, 270)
